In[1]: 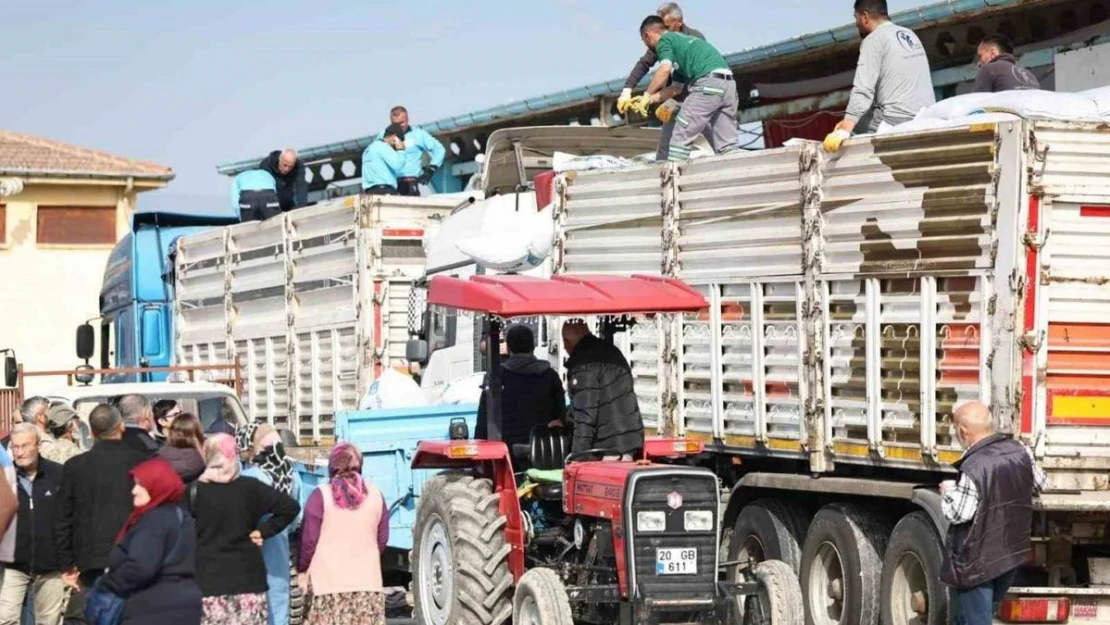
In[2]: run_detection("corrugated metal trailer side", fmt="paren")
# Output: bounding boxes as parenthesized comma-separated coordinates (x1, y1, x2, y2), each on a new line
(174, 195, 454, 443)
(555, 120, 1110, 482)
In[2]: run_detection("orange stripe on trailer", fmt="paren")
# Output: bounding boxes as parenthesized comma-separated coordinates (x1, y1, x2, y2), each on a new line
(1021, 196, 1041, 435)
(1048, 390, 1110, 426)
(1080, 205, 1110, 218)
(382, 228, 424, 238)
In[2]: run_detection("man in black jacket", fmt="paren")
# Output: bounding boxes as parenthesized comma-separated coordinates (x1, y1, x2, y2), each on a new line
(119, 394, 161, 457)
(972, 34, 1040, 93)
(0, 423, 66, 625)
(563, 322, 644, 460)
(55, 404, 146, 611)
(259, 148, 308, 213)
(940, 401, 1045, 625)
(475, 325, 566, 448)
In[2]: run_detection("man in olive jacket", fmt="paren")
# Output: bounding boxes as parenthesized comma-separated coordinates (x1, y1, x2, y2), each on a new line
(940, 401, 1046, 625)
(562, 322, 643, 460)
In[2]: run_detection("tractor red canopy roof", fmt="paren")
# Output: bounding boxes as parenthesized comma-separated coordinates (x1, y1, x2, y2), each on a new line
(426, 274, 707, 318)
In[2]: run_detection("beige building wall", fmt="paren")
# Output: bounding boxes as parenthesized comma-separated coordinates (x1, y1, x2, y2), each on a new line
(0, 182, 138, 395)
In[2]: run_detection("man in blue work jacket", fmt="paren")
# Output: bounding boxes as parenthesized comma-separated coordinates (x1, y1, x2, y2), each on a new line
(230, 169, 281, 222)
(377, 106, 445, 196)
(361, 123, 408, 195)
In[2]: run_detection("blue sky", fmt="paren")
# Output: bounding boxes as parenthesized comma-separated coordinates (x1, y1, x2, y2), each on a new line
(1, 0, 922, 211)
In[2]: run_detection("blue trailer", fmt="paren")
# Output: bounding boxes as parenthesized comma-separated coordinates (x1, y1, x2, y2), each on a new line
(293, 403, 478, 583)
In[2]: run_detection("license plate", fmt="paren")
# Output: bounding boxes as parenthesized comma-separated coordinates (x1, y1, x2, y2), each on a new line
(655, 548, 697, 575)
(1072, 599, 1098, 619)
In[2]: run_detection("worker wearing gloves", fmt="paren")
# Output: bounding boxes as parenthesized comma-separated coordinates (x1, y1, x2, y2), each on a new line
(361, 124, 407, 196)
(376, 106, 445, 196)
(616, 2, 706, 161)
(824, 0, 935, 153)
(230, 169, 281, 223)
(635, 15, 738, 162)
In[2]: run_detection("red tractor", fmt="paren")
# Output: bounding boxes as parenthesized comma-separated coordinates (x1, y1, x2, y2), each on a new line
(408, 274, 802, 625)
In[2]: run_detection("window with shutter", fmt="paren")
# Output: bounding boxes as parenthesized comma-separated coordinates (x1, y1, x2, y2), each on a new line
(36, 206, 116, 245)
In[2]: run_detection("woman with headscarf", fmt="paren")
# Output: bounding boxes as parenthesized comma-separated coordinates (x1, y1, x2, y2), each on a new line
(240, 423, 303, 625)
(191, 433, 300, 625)
(99, 458, 203, 624)
(297, 443, 389, 625)
(156, 413, 207, 483)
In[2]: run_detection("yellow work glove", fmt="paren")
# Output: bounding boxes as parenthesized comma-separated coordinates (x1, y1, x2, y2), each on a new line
(627, 94, 652, 117)
(823, 129, 851, 153)
(655, 98, 680, 124)
(616, 88, 634, 114)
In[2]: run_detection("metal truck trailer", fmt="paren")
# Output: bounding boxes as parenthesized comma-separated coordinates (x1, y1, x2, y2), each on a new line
(171, 194, 458, 443)
(554, 120, 1110, 624)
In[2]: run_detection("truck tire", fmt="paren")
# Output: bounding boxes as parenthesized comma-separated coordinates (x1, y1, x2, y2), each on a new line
(729, 499, 811, 574)
(412, 472, 513, 625)
(744, 559, 805, 625)
(800, 504, 889, 625)
(880, 512, 952, 625)
(289, 558, 305, 625)
(512, 568, 573, 625)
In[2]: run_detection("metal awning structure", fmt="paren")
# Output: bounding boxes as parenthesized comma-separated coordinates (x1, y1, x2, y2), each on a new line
(426, 274, 707, 318)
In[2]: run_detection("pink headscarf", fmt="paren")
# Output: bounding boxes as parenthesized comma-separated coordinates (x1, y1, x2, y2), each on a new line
(200, 433, 241, 484)
(328, 443, 368, 510)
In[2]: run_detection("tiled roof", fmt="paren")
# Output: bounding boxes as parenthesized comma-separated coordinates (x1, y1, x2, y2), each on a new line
(0, 130, 174, 181)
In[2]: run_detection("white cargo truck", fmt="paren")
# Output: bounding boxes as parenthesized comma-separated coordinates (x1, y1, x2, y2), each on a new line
(540, 119, 1110, 625)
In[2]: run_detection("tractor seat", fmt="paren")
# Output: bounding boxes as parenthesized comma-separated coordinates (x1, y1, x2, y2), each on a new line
(525, 468, 564, 485)
(529, 424, 571, 471)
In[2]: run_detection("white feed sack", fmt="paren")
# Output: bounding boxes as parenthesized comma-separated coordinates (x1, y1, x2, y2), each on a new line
(455, 193, 554, 274)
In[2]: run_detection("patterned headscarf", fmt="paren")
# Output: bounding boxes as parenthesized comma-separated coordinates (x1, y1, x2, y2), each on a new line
(200, 433, 240, 484)
(328, 443, 367, 510)
(253, 426, 294, 496)
(235, 422, 259, 459)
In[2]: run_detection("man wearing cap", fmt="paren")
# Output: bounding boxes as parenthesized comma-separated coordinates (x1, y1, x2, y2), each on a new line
(377, 106, 446, 196)
(41, 405, 82, 466)
(361, 124, 408, 195)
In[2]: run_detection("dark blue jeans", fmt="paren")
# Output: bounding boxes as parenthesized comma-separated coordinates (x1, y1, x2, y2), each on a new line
(956, 569, 1019, 625)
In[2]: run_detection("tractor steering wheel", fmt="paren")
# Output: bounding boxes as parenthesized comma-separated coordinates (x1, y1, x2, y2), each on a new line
(564, 448, 619, 464)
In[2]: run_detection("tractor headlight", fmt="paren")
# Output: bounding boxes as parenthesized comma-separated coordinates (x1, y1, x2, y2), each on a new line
(636, 511, 666, 533)
(683, 510, 714, 532)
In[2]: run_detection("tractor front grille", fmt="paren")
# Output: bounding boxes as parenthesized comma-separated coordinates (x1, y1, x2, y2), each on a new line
(627, 470, 719, 600)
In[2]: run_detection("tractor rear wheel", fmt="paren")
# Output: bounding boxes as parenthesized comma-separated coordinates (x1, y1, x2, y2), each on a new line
(744, 559, 805, 625)
(412, 472, 513, 625)
(513, 568, 574, 625)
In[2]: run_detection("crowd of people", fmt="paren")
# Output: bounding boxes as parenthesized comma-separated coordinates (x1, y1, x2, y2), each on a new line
(0, 395, 389, 625)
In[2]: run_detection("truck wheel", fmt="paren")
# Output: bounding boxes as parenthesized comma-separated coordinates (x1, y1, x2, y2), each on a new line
(729, 499, 811, 574)
(800, 504, 889, 625)
(412, 472, 513, 625)
(289, 558, 305, 625)
(744, 559, 804, 625)
(880, 512, 951, 625)
(513, 568, 573, 625)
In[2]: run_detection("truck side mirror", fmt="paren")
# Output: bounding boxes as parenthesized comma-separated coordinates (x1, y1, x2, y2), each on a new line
(3, 356, 16, 388)
(406, 339, 429, 364)
(76, 324, 96, 360)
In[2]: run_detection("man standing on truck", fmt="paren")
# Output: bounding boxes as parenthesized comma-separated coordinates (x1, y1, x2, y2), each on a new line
(972, 34, 1041, 93)
(634, 15, 739, 162)
(940, 401, 1046, 625)
(823, 0, 935, 152)
(231, 168, 281, 223)
(0, 424, 67, 625)
(617, 3, 706, 161)
(259, 148, 309, 213)
(475, 325, 566, 448)
(362, 124, 408, 196)
(562, 321, 643, 460)
(378, 106, 446, 196)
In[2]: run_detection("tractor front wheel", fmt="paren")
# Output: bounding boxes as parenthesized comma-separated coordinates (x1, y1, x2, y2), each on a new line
(512, 568, 574, 625)
(412, 472, 513, 625)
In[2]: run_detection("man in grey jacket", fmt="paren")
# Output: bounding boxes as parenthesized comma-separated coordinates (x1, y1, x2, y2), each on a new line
(972, 34, 1041, 93)
(824, 0, 936, 152)
(617, 3, 707, 161)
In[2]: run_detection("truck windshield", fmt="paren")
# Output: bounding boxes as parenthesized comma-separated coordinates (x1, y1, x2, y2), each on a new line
(71, 392, 247, 435)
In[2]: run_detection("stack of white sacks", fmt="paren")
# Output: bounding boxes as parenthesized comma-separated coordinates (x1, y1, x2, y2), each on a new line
(878, 86, 1110, 134)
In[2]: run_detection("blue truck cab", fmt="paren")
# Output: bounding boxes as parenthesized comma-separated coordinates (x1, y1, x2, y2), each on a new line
(97, 209, 239, 381)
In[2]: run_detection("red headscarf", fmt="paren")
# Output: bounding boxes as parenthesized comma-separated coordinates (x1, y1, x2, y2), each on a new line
(115, 459, 186, 543)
